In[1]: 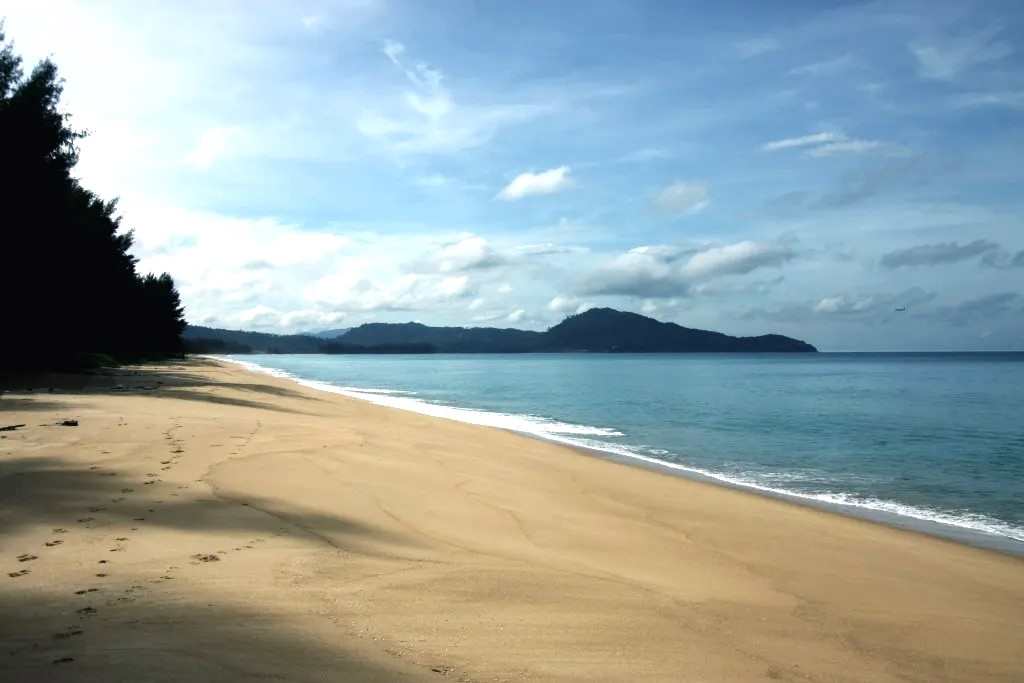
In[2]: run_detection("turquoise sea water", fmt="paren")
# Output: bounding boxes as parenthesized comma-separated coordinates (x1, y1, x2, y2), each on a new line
(224, 353, 1024, 554)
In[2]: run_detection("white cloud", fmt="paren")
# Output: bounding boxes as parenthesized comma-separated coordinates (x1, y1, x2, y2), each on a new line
(548, 295, 581, 313)
(807, 139, 882, 157)
(497, 166, 574, 201)
(360, 41, 552, 155)
(654, 181, 709, 216)
(910, 27, 1013, 81)
(433, 235, 505, 272)
(185, 127, 239, 169)
(507, 308, 527, 323)
(761, 132, 843, 151)
(580, 240, 796, 298)
(762, 131, 886, 157)
(682, 241, 795, 280)
(497, 283, 513, 294)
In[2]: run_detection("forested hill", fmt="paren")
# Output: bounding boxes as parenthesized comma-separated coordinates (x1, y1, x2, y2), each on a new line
(186, 308, 816, 354)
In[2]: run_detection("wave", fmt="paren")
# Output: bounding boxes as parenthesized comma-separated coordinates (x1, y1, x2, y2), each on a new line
(213, 355, 1024, 547)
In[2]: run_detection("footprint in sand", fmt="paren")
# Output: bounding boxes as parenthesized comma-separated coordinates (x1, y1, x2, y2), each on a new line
(111, 497, 125, 503)
(52, 528, 67, 534)
(95, 573, 107, 578)
(74, 588, 100, 595)
(45, 540, 63, 547)
(114, 537, 128, 542)
(133, 517, 145, 522)
(52, 657, 75, 664)
(77, 518, 94, 523)
(52, 628, 83, 640)
(76, 607, 97, 616)
(120, 488, 134, 493)
(88, 506, 106, 513)
(17, 553, 38, 562)
(146, 472, 159, 477)
(8, 569, 30, 578)
(143, 480, 157, 486)
(191, 553, 221, 563)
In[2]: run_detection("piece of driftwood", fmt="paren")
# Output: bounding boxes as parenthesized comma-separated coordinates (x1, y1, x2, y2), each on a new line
(0, 424, 26, 432)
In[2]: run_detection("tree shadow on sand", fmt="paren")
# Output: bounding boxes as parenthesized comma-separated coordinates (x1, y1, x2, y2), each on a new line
(0, 452, 444, 680)
(1, 358, 318, 416)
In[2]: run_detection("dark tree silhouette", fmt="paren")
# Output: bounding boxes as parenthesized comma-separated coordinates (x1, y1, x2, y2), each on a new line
(0, 27, 185, 370)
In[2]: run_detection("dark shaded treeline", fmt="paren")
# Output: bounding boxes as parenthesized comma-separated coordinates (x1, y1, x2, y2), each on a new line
(186, 308, 817, 354)
(0, 28, 185, 372)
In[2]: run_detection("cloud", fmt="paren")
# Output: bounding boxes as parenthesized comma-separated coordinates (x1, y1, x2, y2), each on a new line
(981, 248, 1024, 269)
(548, 295, 586, 314)
(788, 54, 854, 77)
(910, 27, 1013, 81)
(762, 131, 887, 157)
(806, 139, 882, 157)
(681, 241, 795, 280)
(185, 126, 239, 169)
(880, 240, 999, 268)
(580, 240, 795, 298)
(359, 42, 552, 155)
(497, 166, 574, 200)
(735, 37, 780, 59)
(432, 235, 505, 272)
(762, 132, 843, 151)
(506, 308, 527, 323)
(654, 181, 709, 216)
(929, 292, 1021, 327)
(952, 91, 1024, 111)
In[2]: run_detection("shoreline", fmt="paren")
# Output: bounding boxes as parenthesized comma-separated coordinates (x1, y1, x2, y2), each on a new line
(215, 354, 1024, 557)
(2, 357, 1022, 681)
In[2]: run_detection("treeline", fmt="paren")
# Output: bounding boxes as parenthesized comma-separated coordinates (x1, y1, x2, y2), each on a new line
(0, 28, 185, 371)
(182, 327, 433, 355)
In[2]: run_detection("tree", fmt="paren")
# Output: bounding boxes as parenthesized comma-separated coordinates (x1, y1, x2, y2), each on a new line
(0, 26, 186, 369)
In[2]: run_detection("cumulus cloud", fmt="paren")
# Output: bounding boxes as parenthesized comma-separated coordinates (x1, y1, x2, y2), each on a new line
(506, 308, 527, 323)
(580, 240, 795, 298)
(910, 27, 1013, 81)
(547, 295, 591, 315)
(432, 235, 505, 272)
(880, 240, 999, 268)
(654, 181, 709, 216)
(497, 166, 574, 200)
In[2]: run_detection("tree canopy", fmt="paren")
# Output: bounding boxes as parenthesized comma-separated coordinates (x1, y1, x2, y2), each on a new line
(0, 27, 185, 370)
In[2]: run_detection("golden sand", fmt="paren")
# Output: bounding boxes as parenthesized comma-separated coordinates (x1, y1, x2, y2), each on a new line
(1, 358, 1021, 681)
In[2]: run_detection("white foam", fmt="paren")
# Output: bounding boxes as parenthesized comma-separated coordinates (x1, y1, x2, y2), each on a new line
(213, 355, 1024, 546)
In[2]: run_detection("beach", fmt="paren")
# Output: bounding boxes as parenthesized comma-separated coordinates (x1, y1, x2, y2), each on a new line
(1, 358, 1022, 682)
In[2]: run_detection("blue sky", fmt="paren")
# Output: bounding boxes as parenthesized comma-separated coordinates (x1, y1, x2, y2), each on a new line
(5, 0, 1023, 349)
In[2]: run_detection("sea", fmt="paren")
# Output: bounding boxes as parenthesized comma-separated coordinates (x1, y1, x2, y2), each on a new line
(221, 353, 1024, 555)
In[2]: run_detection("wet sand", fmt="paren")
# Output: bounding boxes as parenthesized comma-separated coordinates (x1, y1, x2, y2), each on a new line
(1, 357, 1021, 681)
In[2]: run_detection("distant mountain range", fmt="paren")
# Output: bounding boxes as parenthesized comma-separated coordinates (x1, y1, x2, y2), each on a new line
(184, 308, 816, 353)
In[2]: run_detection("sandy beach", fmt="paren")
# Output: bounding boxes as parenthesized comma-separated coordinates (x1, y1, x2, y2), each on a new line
(1, 357, 1021, 682)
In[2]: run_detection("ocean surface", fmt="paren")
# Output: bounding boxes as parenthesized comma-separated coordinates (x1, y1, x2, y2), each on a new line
(222, 353, 1024, 554)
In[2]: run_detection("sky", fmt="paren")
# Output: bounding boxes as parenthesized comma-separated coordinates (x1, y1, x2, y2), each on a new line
(4, 0, 1023, 350)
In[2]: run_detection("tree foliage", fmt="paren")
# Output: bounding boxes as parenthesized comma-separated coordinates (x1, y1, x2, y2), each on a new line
(0, 27, 186, 369)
